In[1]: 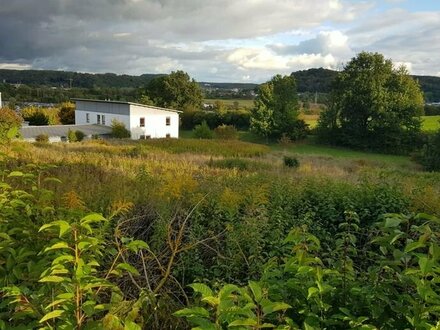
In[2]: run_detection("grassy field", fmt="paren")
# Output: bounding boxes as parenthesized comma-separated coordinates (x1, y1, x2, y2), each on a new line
(422, 115, 440, 131)
(204, 98, 254, 108)
(182, 130, 415, 168)
(294, 115, 440, 132)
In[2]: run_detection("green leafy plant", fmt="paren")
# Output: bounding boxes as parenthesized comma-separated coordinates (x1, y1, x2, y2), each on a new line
(174, 281, 291, 329)
(193, 121, 213, 139)
(283, 156, 299, 168)
(111, 120, 131, 139)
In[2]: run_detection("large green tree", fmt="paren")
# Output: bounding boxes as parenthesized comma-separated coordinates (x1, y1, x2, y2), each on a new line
(143, 71, 203, 111)
(318, 52, 424, 153)
(251, 74, 306, 140)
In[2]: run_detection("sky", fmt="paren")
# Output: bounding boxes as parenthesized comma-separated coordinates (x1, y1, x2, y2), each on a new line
(0, 0, 439, 83)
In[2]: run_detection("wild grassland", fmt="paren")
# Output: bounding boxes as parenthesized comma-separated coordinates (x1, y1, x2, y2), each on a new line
(2, 137, 440, 329)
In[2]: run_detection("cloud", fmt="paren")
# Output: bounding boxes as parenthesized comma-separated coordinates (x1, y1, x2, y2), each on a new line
(0, 1, 439, 82)
(0, 63, 32, 70)
(271, 31, 352, 58)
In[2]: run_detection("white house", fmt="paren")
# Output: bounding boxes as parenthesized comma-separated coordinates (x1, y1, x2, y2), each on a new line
(73, 99, 181, 139)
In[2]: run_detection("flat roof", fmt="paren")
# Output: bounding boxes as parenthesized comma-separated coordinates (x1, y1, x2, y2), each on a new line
(72, 98, 182, 113)
(20, 124, 113, 139)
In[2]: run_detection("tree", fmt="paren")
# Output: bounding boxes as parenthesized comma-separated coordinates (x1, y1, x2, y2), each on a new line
(318, 52, 424, 153)
(143, 71, 203, 111)
(58, 102, 75, 125)
(0, 108, 22, 142)
(251, 74, 306, 140)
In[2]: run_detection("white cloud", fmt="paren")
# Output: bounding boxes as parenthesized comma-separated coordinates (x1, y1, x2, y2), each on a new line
(0, 63, 32, 70)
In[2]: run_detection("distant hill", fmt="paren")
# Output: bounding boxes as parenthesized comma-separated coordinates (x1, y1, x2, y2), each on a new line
(292, 68, 440, 102)
(0, 69, 163, 89)
(1, 68, 439, 102)
(0, 69, 258, 90)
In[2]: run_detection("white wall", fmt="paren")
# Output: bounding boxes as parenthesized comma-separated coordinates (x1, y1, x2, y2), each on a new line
(129, 105, 179, 139)
(75, 110, 130, 129)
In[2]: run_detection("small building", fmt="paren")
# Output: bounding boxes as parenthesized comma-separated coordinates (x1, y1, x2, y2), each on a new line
(73, 99, 181, 139)
(20, 124, 113, 142)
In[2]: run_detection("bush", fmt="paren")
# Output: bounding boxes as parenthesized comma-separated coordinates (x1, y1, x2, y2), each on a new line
(75, 130, 85, 142)
(67, 129, 77, 142)
(58, 102, 75, 124)
(24, 111, 49, 126)
(111, 119, 131, 139)
(193, 121, 213, 139)
(35, 133, 49, 143)
(181, 110, 251, 130)
(214, 125, 238, 140)
(283, 155, 299, 168)
(418, 130, 440, 171)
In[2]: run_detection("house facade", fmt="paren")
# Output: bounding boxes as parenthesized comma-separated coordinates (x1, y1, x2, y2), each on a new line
(73, 99, 180, 139)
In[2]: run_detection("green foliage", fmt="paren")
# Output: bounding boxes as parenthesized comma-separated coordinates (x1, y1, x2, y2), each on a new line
(193, 121, 214, 139)
(0, 107, 22, 142)
(58, 102, 76, 125)
(22, 109, 50, 126)
(214, 125, 238, 140)
(283, 156, 299, 168)
(178, 213, 440, 329)
(418, 130, 440, 171)
(318, 52, 424, 154)
(75, 130, 85, 142)
(111, 119, 131, 139)
(251, 74, 307, 141)
(182, 110, 250, 131)
(68, 129, 77, 142)
(143, 70, 203, 110)
(35, 133, 49, 143)
(175, 281, 292, 329)
(424, 105, 440, 116)
(0, 165, 148, 328)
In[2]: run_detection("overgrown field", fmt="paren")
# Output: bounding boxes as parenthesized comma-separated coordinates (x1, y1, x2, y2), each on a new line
(1, 138, 440, 329)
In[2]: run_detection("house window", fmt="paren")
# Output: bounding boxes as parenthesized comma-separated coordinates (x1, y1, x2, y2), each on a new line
(166, 133, 171, 138)
(140, 117, 145, 127)
(102, 115, 106, 125)
(86, 113, 90, 123)
(140, 135, 145, 140)
(166, 116, 171, 126)
(97, 114, 101, 125)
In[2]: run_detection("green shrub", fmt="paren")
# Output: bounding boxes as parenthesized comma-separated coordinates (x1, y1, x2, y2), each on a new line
(67, 129, 77, 142)
(283, 155, 299, 168)
(193, 120, 213, 139)
(75, 130, 85, 142)
(25, 111, 50, 126)
(111, 119, 131, 138)
(418, 130, 440, 171)
(214, 124, 238, 140)
(35, 133, 49, 143)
